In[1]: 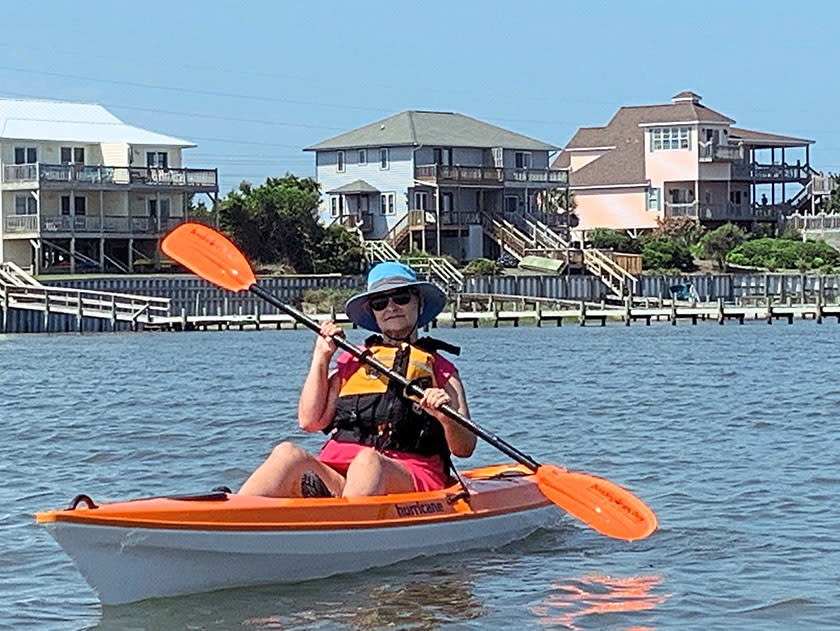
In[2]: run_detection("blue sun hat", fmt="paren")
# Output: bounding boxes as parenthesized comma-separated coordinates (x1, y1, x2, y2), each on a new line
(345, 262, 447, 332)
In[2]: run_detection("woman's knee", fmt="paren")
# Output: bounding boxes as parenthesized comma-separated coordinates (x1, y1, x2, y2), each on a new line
(268, 441, 309, 465)
(347, 447, 383, 471)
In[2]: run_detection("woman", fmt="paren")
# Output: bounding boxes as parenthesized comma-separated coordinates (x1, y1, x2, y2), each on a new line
(239, 262, 475, 498)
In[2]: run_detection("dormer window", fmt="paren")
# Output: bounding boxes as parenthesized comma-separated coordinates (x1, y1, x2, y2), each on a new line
(651, 127, 690, 151)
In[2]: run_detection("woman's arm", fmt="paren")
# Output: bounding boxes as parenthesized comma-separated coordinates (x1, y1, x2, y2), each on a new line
(297, 322, 343, 432)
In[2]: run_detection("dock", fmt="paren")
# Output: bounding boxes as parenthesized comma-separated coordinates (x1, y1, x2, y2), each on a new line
(142, 296, 840, 331)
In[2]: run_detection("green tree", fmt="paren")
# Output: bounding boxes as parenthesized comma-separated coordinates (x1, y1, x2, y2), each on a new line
(218, 175, 362, 274)
(698, 223, 746, 270)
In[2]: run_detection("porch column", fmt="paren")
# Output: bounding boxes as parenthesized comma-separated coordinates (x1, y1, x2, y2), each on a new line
(781, 147, 786, 203)
(435, 187, 441, 255)
(70, 236, 76, 274)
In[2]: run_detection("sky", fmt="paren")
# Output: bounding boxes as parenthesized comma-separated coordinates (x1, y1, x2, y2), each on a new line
(2, 0, 839, 195)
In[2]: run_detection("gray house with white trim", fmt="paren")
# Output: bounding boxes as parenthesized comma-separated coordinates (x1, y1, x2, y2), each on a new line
(305, 110, 566, 262)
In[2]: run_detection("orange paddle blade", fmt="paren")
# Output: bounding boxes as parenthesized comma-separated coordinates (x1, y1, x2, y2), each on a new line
(536, 465, 657, 541)
(162, 223, 256, 292)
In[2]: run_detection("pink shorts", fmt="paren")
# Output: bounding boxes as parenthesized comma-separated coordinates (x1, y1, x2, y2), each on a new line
(317, 439, 449, 492)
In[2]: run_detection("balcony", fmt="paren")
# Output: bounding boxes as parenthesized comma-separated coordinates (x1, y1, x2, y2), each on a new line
(3, 214, 189, 235)
(664, 201, 792, 221)
(2, 163, 218, 192)
(699, 141, 743, 162)
(730, 162, 812, 183)
(414, 165, 568, 186)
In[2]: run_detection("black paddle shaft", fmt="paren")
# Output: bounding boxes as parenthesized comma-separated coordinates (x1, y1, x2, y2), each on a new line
(250, 284, 541, 470)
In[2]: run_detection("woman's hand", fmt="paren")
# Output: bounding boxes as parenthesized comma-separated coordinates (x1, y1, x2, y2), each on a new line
(314, 321, 343, 360)
(418, 387, 451, 414)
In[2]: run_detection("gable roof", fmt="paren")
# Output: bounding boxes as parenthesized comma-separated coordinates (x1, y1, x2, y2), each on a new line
(305, 110, 556, 151)
(0, 98, 195, 146)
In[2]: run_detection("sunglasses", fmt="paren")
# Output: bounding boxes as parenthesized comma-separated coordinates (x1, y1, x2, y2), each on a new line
(369, 290, 415, 312)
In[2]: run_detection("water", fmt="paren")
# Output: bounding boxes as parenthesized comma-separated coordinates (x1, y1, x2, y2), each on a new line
(2, 323, 839, 630)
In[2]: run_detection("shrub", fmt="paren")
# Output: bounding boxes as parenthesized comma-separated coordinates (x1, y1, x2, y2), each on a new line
(642, 239, 695, 272)
(463, 258, 503, 276)
(301, 288, 357, 313)
(726, 238, 840, 270)
(587, 228, 641, 253)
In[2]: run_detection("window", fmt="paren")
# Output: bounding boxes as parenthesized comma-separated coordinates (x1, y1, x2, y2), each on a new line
(433, 147, 452, 166)
(15, 194, 37, 215)
(379, 147, 389, 170)
(146, 152, 168, 168)
(380, 192, 395, 215)
(62, 195, 87, 215)
(730, 190, 743, 204)
(515, 152, 532, 169)
(14, 147, 37, 164)
(647, 188, 661, 211)
(359, 196, 369, 214)
(358, 149, 367, 165)
(651, 127, 690, 151)
(441, 192, 454, 213)
(336, 150, 345, 173)
(60, 147, 85, 164)
(504, 195, 519, 213)
(330, 195, 344, 217)
(148, 198, 171, 218)
(414, 191, 428, 210)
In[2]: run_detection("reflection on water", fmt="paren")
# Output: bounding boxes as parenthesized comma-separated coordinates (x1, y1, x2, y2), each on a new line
(531, 574, 670, 630)
(90, 567, 485, 631)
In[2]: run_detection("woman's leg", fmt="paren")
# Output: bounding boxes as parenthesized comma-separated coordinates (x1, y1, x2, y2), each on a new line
(342, 448, 415, 497)
(238, 442, 345, 497)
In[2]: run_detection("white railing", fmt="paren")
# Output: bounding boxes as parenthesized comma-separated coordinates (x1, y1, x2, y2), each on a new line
(699, 141, 742, 161)
(364, 240, 400, 263)
(4, 215, 38, 232)
(583, 248, 638, 296)
(0, 262, 42, 287)
(0, 283, 170, 325)
(1, 163, 218, 189)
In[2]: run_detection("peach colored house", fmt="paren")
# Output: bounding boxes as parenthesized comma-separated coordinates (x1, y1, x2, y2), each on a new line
(553, 92, 815, 237)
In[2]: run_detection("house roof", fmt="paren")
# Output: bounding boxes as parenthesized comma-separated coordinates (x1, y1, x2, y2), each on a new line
(326, 179, 380, 194)
(305, 110, 557, 151)
(729, 126, 813, 147)
(0, 98, 195, 146)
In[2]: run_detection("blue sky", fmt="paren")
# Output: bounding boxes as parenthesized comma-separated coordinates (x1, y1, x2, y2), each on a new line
(2, 0, 839, 194)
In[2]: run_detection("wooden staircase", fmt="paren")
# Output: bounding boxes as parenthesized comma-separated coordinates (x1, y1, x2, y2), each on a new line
(481, 212, 638, 298)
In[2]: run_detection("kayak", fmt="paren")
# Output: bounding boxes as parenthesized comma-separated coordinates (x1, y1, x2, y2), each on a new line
(36, 463, 559, 605)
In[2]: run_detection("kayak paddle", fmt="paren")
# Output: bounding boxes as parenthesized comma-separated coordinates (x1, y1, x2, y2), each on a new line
(162, 222, 658, 541)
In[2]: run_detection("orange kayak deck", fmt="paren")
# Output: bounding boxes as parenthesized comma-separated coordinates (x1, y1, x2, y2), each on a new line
(36, 464, 551, 531)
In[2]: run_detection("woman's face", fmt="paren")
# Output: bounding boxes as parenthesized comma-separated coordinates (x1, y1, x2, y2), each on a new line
(368, 289, 419, 338)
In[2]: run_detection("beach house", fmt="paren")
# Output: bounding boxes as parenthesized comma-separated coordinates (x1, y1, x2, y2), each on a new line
(553, 91, 815, 236)
(0, 98, 218, 273)
(305, 110, 567, 262)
